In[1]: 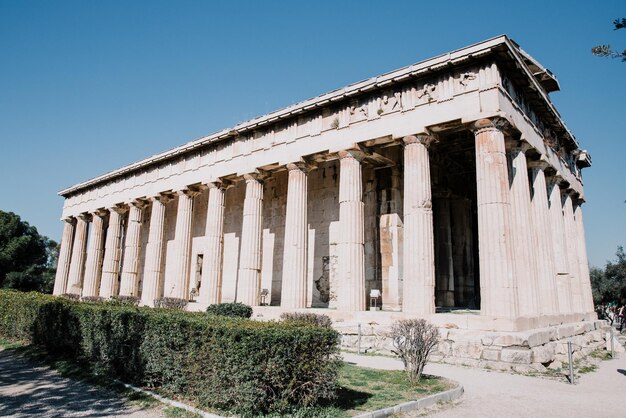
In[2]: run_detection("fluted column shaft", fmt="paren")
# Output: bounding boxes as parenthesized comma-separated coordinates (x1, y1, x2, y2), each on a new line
(165, 190, 196, 300)
(281, 163, 309, 309)
(337, 150, 366, 312)
(574, 202, 595, 313)
(238, 175, 264, 306)
(472, 119, 518, 318)
(547, 178, 573, 313)
(99, 208, 125, 298)
(82, 212, 106, 297)
(402, 135, 435, 314)
(66, 215, 89, 295)
(119, 202, 144, 297)
(200, 183, 227, 305)
(529, 163, 559, 314)
(563, 192, 583, 312)
(509, 145, 540, 316)
(141, 196, 170, 306)
(53, 218, 76, 295)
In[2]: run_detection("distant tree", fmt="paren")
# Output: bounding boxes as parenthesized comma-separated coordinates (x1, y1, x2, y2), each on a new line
(591, 246, 626, 307)
(0, 210, 58, 293)
(592, 18, 626, 61)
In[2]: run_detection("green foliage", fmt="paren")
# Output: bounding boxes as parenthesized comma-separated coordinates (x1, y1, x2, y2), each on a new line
(280, 312, 333, 328)
(592, 18, 626, 61)
(206, 302, 253, 318)
(154, 297, 188, 310)
(0, 290, 341, 416)
(0, 210, 58, 293)
(591, 246, 626, 306)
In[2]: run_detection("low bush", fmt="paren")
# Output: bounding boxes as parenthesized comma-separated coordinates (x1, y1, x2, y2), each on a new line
(206, 302, 253, 318)
(154, 297, 188, 310)
(280, 312, 333, 328)
(389, 318, 440, 385)
(0, 290, 341, 415)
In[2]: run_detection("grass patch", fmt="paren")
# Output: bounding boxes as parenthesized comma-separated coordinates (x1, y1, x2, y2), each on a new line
(163, 406, 203, 418)
(589, 349, 612, 361)
(0, 337, 27, 350)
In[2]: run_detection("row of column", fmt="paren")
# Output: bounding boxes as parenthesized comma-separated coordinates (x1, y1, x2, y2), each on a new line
(54, 118, 593, 316)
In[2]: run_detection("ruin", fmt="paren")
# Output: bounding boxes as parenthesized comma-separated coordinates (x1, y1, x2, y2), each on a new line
(53, 36, 604, 370)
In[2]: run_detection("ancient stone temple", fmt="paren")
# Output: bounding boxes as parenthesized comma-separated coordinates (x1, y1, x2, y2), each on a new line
(53, 36, 604, 368)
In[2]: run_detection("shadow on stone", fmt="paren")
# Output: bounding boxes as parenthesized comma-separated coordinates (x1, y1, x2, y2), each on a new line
(617, 369, 626, 377)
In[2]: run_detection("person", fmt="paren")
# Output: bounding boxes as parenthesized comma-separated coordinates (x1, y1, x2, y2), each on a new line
(618, 305, 626, 331)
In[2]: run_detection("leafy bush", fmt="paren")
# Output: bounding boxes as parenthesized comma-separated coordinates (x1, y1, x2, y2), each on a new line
(206, 302, 253, 318)
(0, 290, 340, 415)
(280, 312, 333, 328)
(389, 319, 440, 385)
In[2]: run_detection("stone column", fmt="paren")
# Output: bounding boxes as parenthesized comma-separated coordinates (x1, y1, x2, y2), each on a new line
(528, 161, 559, 314)
(164, 189, 197, 300)
(574, 201, 595, 313)
(141, 195, 171, 306)
(380, 167, 403, 311)
(402, 135, 435, 315)
(237, 174, 264, 306)
(199, 182, 227, 306)
(472, 118, 518, 318)
(508, 143, 541, 316)
(337, 150, 366, 312)
(99, 206, 126, 298)
(547, 176, 573, 313)
(434, 195, 454, 307)
(66, 214, 90, 295)
(563, 191, 583, 313)
(281, 163, 309, 309)
(53, 217, 76, 295)
(119, 201, 145, 297)
(82, 210, 106, 298)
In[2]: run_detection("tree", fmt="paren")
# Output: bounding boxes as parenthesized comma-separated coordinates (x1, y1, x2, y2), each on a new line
(592, 18, 626, 61)
(0, 210, 58, 293)
(591, 246, 626, 307)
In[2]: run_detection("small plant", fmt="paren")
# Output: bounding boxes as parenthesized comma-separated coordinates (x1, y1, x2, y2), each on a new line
(377, 108, 384, 115)
(280, 312, 333, 328)
(330, 117, 339, 129)
(155, 297, 188, 310)
(206, 302, 253, 318)
(389, 318, 440, 385)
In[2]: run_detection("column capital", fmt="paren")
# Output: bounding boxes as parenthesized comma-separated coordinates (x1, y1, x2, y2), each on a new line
(61, 216, 76, 224)
(127, 199, 149, 209)
(93, 208, 108, 218)
(150, 192, 174, 205)
(77, 212, 92, 222)
(108, 204, 129, 215)
(338, 148, 366, 161)
(207, 179, 233, 190)
(176, 186, 201, 198)
(505, 138, 533, 153)
(242, 170, 269, 183)
(527, 158, 550, 171)
(546, 173, 565, 188)
(403, 134, 436, 147)
(470, 116, 513, 134)
(286, 161, 314, 173)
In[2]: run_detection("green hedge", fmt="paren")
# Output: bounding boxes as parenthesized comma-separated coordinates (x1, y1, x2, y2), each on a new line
(0, 290, 341, 415)
(206, 302, 254, 318)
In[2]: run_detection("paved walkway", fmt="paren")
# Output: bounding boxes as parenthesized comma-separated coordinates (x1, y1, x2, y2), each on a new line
(343, 352, 626, 418)
(0, 349, 163, 418)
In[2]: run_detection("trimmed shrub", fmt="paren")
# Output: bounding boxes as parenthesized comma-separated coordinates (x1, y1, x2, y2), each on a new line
(0, 290, 340, 415)
(280, 312, 333, 328)
(206, 302, 253, 318)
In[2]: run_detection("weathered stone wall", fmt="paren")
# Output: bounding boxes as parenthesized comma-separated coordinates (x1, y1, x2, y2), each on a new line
(339, 320, 608, 372)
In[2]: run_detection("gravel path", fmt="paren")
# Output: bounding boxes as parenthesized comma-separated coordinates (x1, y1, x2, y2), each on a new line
(0, 349, 163, 418)
(343, 351, 626, 418)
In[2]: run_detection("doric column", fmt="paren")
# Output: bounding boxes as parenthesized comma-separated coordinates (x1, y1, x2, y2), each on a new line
(141, 194, 171, 306)
(199, 182, 228, 306)
(472, 118, 518, 318)
(53, 217, 76, 295)
(99, 206, 126, 298)
(528, 161, 559, 314)
(508, 143, 541, 316)
(547, 176, 573, 313)
(563, 191, 583, 313)
(574, 201, 595, 313)
(164, 188, 198, 300)
(402, 135, 436, 314)
(281, 163, 309, 309)
(237, 174, 265, 306)
(82, 210, 107, 298)
(66, 214, 90, 295)
(337, 149, 366, 312)
(119, 201, 145, 297)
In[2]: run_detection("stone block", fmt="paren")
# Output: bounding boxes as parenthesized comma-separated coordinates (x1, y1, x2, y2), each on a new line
(452, 341, 483, 359)
(437, 341, 452, 356)
(493, 334, 527, 347)
(482, 349, 501, 361)
(501, 348, 532, 364)
(556, 324, 577, 339)
(512, 364, 536, 374)
(527, 329, 556, 347)
(548, 360, 563, 370)
(583, 322, 595, 332)
(479, 360, 511, 371)
(531, 344, 555, 364)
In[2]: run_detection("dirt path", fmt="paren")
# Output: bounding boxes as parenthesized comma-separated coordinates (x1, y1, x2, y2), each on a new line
(0, 348, 163, 418)
(343, 352, 626, 418)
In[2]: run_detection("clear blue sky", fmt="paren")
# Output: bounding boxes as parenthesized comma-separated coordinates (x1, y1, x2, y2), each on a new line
(0, 0, 624, 268)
